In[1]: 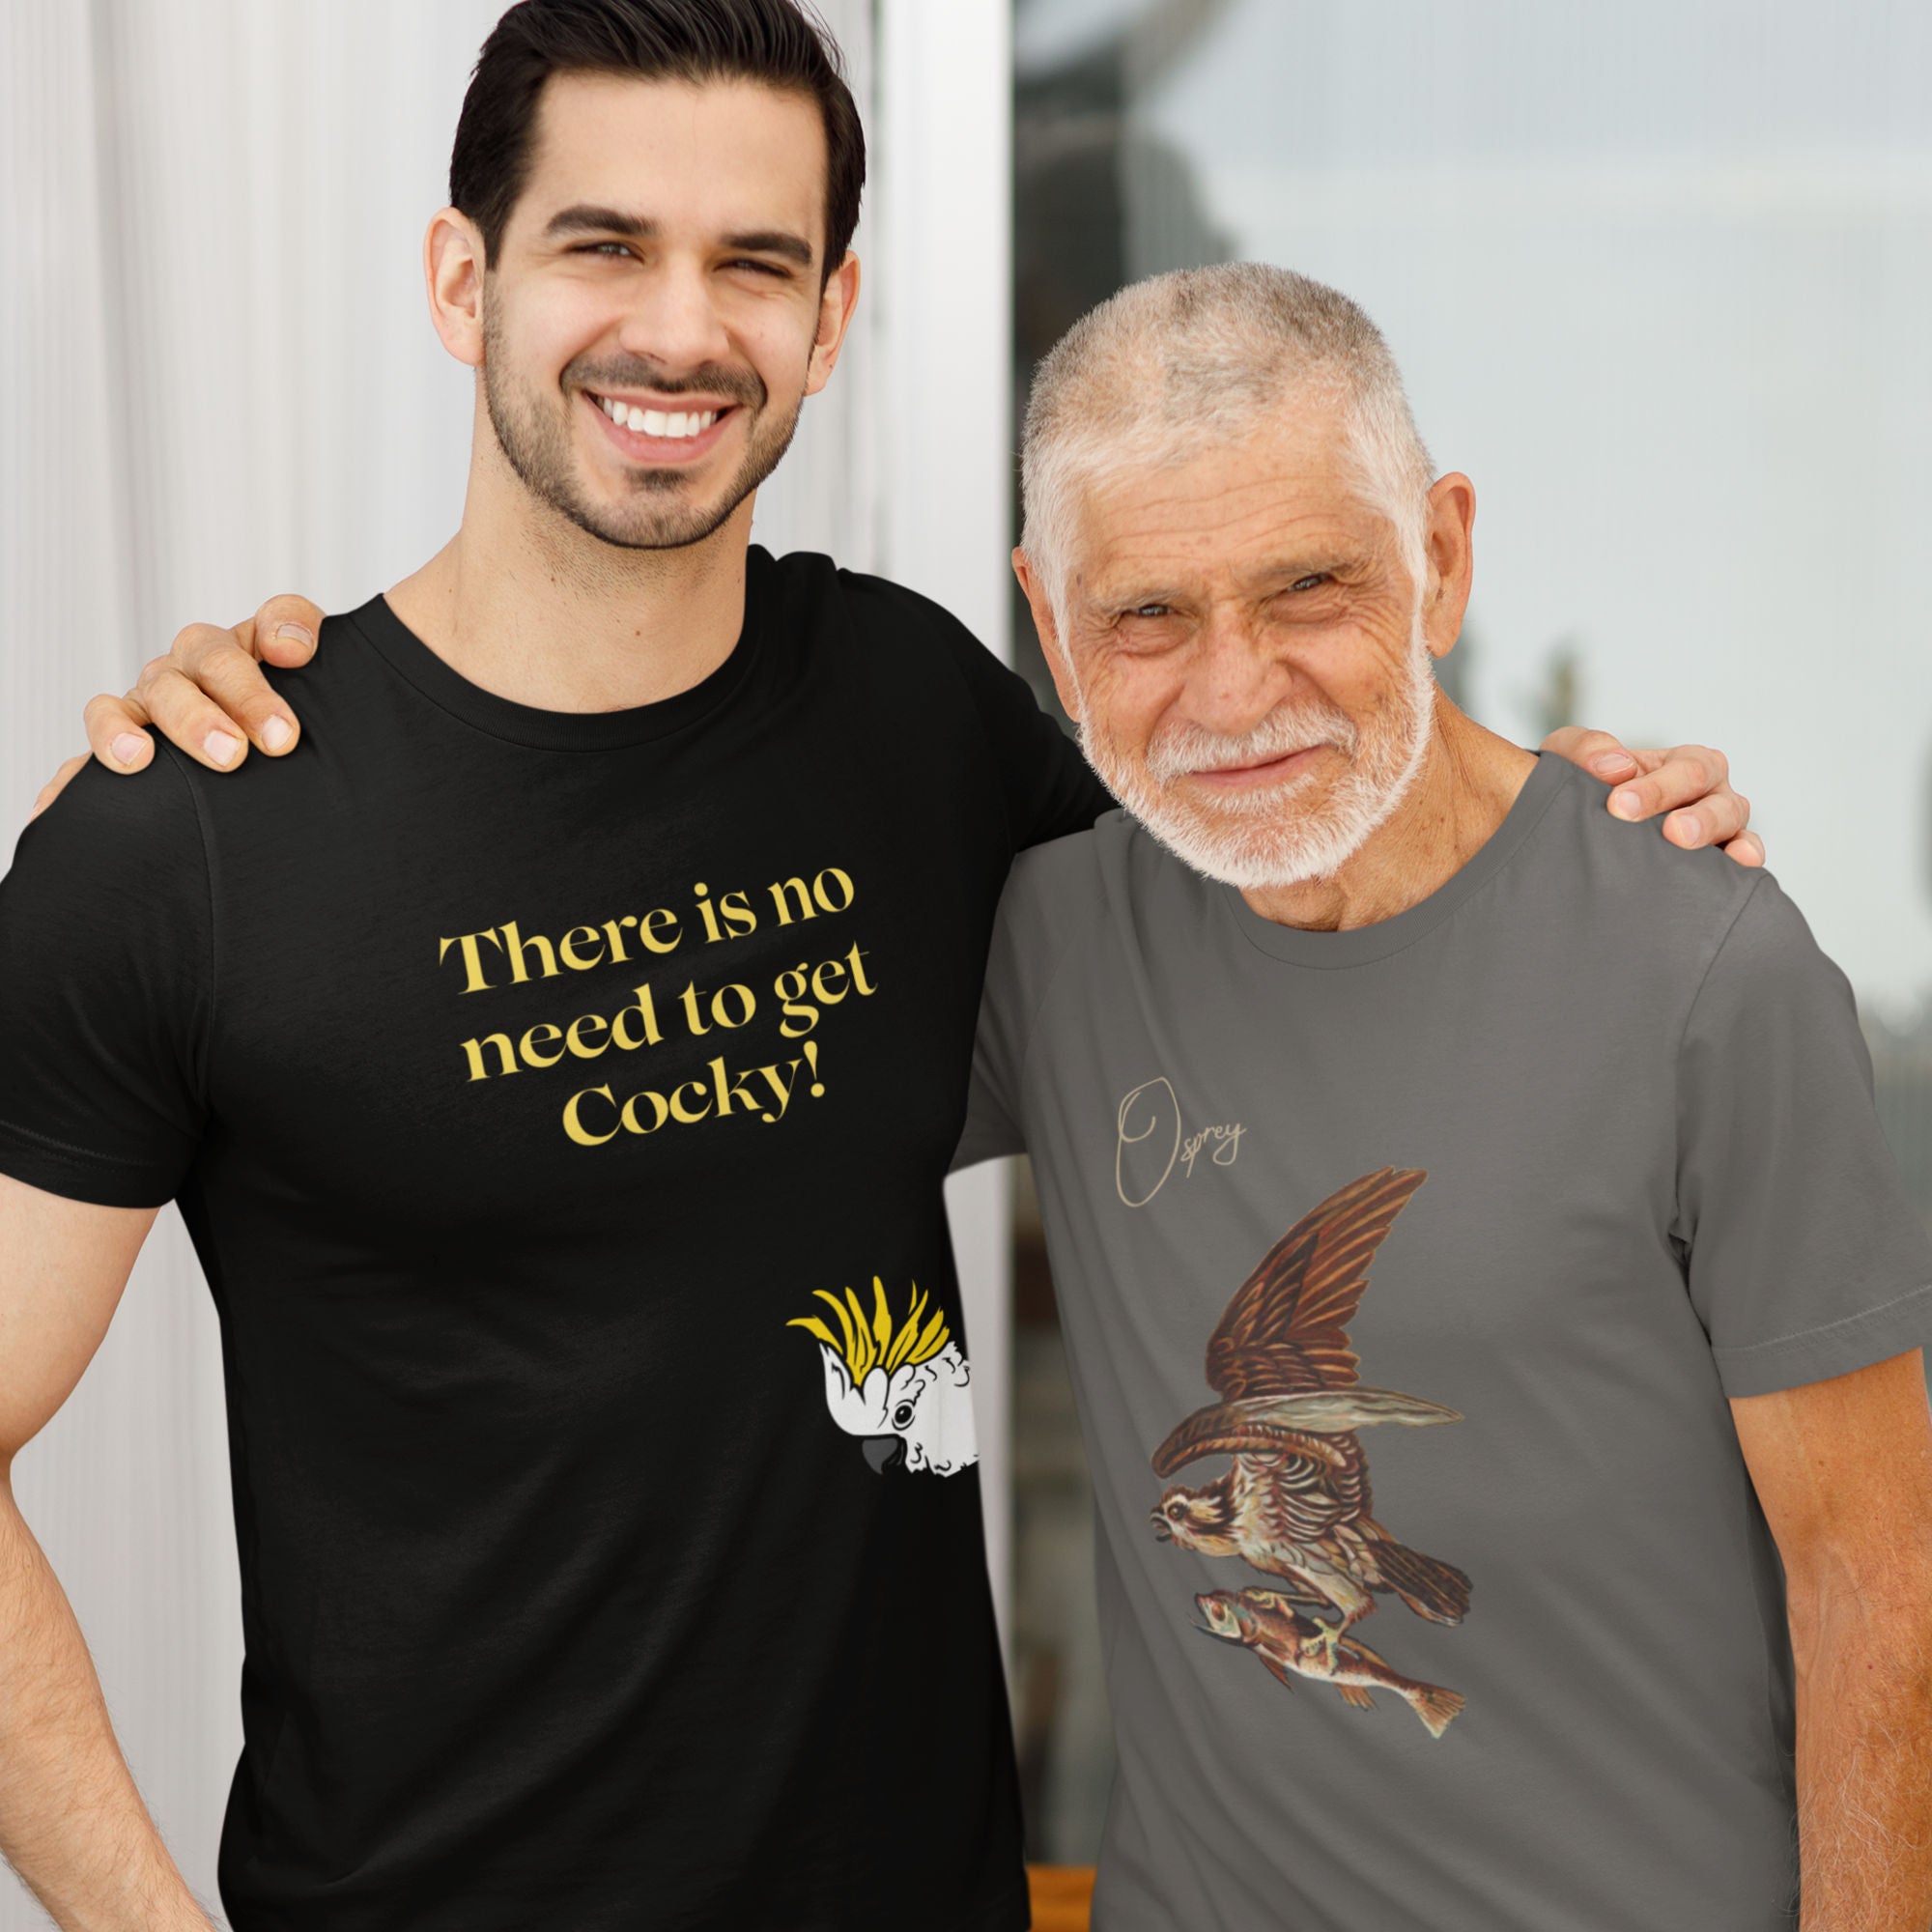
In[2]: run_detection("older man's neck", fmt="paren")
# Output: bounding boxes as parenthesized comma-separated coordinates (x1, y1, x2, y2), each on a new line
(1240, 700, 1538, 933)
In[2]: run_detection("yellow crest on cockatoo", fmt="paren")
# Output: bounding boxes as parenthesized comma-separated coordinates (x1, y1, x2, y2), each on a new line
(787, 1277, 952, 1384)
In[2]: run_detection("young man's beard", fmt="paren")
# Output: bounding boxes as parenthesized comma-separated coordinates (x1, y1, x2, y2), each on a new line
(1079, 623, 1438, 892)
(481, 298, 804, 553)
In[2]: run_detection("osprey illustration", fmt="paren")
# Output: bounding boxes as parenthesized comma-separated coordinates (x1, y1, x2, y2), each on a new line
(788, 1277, 978, 1477)
(1151, 1167, 1470, 1719)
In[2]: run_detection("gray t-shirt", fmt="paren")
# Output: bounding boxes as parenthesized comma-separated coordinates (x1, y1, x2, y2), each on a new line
(963, 753, 1932, 1932)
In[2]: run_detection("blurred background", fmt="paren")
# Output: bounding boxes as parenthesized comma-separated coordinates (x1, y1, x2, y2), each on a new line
(4, 0, 1931, 1915)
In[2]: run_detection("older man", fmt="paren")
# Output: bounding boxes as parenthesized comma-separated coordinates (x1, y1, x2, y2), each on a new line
(959, 265, 1932, 1930)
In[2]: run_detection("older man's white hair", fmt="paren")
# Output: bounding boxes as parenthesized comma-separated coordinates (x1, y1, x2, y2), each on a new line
(1020, 263, 1435, 634)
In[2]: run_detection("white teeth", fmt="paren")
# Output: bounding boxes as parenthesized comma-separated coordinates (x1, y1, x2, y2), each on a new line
(598, 398, 723, 439)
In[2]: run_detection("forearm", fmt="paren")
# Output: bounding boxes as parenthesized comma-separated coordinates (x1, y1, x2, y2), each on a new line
(1793, 1587, 1932, 1930)
(0, 1477, 216, 1932)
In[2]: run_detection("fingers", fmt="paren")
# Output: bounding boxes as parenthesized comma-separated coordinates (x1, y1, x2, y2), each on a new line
(150, 630, 299, 761)
(1541, 724, 1640, 785)
(131, 664, 257, 771)
(1600, 742, 1765, 862)
(1605, 743, 1731, 832)
(30, 754, 89, 822)
(247, 594, 323, 668)
(84, 689, 156, 772)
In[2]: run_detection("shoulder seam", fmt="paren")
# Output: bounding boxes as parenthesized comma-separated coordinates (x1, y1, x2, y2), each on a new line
(1670, 868, 1771, 1240)
(1672, 869, 1771, 1069)
(156, 746, 219, 1091)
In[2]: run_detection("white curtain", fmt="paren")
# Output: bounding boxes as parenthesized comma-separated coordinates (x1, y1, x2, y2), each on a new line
(0, 1, 918, 1918)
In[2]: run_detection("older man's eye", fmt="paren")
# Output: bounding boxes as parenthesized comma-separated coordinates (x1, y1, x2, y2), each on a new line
(1289, 573, 1330, 593)
(1126, 604, 1172, 620)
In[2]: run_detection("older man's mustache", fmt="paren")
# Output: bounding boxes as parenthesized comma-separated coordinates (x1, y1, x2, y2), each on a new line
(1146, 705, 1360, 784)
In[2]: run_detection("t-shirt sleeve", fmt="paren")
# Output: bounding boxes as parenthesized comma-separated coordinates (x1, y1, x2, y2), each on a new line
(1673, 873, 1932, 1399)
(952, 844, 1094, 1172)
(924, 610, 1116, 852)
(0, 753, 213, 1208)
(972, 661, 1115, 852)
(952, 897, 1031, 1172)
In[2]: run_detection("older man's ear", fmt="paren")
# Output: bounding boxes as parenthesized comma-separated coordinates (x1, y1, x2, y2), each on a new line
(1012, 549, 1086, 724)
(1420, 473, 1478, 660)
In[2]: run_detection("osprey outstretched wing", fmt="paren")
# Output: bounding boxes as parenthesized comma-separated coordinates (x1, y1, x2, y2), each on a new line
(1153, 1167, 1454, 1479)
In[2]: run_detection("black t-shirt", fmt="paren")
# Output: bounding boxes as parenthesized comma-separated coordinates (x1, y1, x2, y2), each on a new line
(0, 547, 1111, 1932)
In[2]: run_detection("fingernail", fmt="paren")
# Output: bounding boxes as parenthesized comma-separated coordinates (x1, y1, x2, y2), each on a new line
(205, 729, 241, 765)
(263, 716, 294, 752)
(111, 732, 148, 766)
(1610, 788, 1642, 819)
(274, 622, 315, 648)
(1670, 811, 1701, 844)
(1591, 752, 1635, 777)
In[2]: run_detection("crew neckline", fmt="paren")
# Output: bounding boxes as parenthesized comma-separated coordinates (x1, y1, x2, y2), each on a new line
(1219, 751, 1572, 969)
(343, 545, 769, 753)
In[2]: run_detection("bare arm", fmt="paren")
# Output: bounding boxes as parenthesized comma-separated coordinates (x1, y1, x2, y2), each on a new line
(0, 1173, 217, 1931)
(1732, 1349, 1932, 1930)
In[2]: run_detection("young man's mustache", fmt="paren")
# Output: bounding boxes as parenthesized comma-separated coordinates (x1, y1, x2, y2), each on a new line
(564, 358, 766, 411)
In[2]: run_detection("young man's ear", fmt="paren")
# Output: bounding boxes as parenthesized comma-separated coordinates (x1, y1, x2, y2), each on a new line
(425, 209, 489, 368)
(805, 252, 863, 398)
(1012, 549, 1084, 724)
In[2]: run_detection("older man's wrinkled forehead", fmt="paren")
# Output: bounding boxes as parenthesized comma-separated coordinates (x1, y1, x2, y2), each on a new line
(1067, 387, 1414, 602)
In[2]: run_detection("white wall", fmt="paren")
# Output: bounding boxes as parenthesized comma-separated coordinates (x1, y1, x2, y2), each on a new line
(0, 2, 1011, 1919)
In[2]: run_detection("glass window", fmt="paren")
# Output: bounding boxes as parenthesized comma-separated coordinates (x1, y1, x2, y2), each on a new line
(1009, 0, 1932, 1862)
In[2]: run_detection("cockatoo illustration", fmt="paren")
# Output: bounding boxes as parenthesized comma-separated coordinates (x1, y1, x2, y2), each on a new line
(788, 1277, 978, 1476)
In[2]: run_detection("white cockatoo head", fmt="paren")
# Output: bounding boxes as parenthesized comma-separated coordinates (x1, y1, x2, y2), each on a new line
(789, 1277, 979, 1477)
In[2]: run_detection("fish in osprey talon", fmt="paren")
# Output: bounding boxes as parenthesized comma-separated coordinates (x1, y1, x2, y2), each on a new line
(1195, 1589, 1465, 1740)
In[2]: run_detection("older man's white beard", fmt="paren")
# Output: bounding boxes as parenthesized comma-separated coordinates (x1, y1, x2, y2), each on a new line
(1080, 631, 1438, 892)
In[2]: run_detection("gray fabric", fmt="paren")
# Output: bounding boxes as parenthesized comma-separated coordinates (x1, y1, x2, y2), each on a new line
(965, 753, 1932, 1932)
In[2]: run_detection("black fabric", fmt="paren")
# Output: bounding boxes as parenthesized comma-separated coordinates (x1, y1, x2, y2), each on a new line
(0, 546, 1109, 1932)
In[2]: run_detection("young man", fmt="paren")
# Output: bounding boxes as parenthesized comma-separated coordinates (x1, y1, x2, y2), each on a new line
(3, 4, 1755, 1929)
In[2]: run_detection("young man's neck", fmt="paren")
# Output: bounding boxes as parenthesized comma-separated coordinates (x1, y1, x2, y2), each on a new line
(1240, 698, 1538, 932)
(387, 435, 753, 715)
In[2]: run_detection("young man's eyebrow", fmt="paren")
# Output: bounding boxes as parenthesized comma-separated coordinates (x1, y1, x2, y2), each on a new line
(719, 230, 815, 268)
(543, 205, 657, 241)
(539, 208, 814, 269)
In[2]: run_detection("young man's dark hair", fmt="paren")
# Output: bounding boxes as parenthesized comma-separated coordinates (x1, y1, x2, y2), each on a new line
(450, 0, 866, 280)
